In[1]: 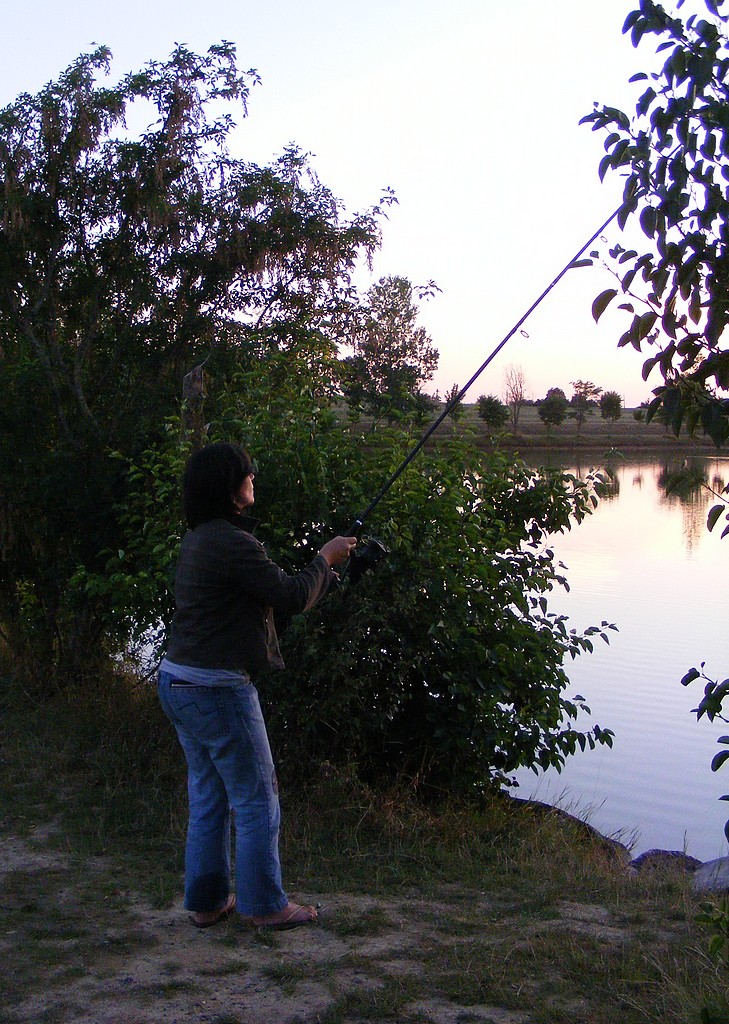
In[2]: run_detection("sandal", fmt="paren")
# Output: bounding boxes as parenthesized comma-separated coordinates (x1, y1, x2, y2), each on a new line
(191, 894, 236, 929)
(252, 902, 318, 931)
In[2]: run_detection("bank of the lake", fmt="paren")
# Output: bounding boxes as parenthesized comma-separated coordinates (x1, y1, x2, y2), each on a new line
(430, 406, 729, 861)
(2, 667, 729, 1024)
(3, 413, 728, 1023)
(524, 451, 729, 862)
(435, 403, 723, 455)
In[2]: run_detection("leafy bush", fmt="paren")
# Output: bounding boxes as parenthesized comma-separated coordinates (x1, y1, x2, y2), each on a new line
(681, 662, 729, 1001)
(78, 348, 615, 792)
(681, 664, 729, 841)
(600, 391, 623, 422)
(7, 46, 615, 791)
(260, 432, 615, 795)
(583, 0, 729, 447)
(538, 390, 570, 429)
(477, 394, 509, 431)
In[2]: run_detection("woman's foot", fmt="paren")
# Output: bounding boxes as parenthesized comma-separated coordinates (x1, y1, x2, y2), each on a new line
(251, 901, 318, 931)
(191, 894, 236, 929)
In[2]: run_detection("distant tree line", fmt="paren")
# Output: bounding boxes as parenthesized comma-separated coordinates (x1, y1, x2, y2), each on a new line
(474, 378, 624, 433)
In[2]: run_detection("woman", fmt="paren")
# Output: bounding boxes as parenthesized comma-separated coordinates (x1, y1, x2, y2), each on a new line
(158, 442, 356, 930)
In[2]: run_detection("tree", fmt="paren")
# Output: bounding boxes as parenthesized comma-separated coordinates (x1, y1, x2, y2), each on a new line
(342, 275, 439, 422)
(582, 0, 729, 455)
(537, 388, 570, 429)
(444, 383, 465, 422)
(477, 393, 509, 431)
(503, 364, 527, 431)
(0, 45, 383, 678)
(1, 47, 618, 799)
(569, 380, 603, 432)
(600, 390, 623, 422)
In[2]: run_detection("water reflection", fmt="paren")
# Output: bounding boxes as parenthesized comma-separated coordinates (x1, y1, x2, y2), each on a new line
(656, 459, 708, 502)
(516, 454, 729, 860)
(654, 459, 721, 553)
(596, 464, 621, 502)
(559, 455, 727, 553)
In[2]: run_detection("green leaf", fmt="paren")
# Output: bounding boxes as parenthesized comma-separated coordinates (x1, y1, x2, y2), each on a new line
(640, 206, 657, 237)
(707, 504, 724, 532)
(637, 310, 658, 339)
(680, 667, 700, 686)
(711, 750, 729, 772)
(604, 131, 621, 150)
(645, 395, 663, 423)
(637, 86, 657, 115)
(591, 289, 618, 322)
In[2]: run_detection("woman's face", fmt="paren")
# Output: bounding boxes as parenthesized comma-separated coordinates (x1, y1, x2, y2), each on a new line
(234, 470, 255, 510)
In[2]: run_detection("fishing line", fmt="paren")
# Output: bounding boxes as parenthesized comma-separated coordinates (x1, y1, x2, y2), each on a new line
(346, 196, 630, 537)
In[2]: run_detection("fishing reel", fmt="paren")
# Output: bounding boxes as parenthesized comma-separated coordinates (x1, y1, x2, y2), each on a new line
(347, 536, 388, 584)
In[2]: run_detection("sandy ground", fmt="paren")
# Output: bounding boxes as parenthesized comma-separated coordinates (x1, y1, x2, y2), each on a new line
(1, 825, 640, 1024)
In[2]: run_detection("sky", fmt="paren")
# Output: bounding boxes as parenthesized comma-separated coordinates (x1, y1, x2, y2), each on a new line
(0, 0, 676, 406)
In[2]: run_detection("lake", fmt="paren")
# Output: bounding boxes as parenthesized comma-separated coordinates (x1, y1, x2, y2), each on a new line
(513, 453, 729, 862)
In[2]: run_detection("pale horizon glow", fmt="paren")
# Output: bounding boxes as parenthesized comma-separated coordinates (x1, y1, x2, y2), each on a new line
(1, 0, 674, 406)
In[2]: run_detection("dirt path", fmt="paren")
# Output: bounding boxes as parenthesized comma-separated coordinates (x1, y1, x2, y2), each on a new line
(1, 823, 687, 1024)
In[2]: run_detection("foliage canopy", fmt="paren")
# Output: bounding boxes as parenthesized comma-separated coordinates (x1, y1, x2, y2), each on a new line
(0, 43, 383, 672)
(90, 371, 616, 795)
(586, 2, 729, 974)
(583, 0, 729, 452)
(600, 390, 624, 421)
(341, 275, 439, 422)
(0, 44, 615, 793)
(568, 380, 603, 432)
(537, 389, 570, 429)
(477, 394, 510, 431)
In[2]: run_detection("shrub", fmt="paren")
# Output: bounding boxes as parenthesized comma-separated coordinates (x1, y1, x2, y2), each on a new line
(80, 351, 615, 794)
(477, 394, 509, 431)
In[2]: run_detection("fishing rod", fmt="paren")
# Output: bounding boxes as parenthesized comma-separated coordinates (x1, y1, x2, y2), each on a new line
(346, 195, 632, 549)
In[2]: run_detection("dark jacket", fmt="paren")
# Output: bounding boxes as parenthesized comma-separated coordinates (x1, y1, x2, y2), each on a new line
(166, 516, 334, 675)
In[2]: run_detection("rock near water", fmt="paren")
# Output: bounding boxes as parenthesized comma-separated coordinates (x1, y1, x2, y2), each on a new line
(627, 849, 729, 892)
(691, 856, 729, 893)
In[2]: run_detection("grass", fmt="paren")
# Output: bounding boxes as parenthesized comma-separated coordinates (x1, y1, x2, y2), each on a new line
(1, 665, 729, 1024)
(324, 904, 395, 938)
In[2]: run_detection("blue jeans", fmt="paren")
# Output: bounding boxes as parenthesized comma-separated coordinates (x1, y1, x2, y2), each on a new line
(158, 671, 288, 917)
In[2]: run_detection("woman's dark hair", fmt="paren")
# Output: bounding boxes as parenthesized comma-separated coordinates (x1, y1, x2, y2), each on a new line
(182, 442, 253, 528)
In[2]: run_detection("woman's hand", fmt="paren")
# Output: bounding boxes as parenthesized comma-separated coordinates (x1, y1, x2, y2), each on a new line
(318, 535, 358, 567)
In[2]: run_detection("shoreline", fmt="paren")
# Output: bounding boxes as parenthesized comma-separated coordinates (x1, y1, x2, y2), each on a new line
(430, 404, 727, 457)
(513, 794, 729, 892)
